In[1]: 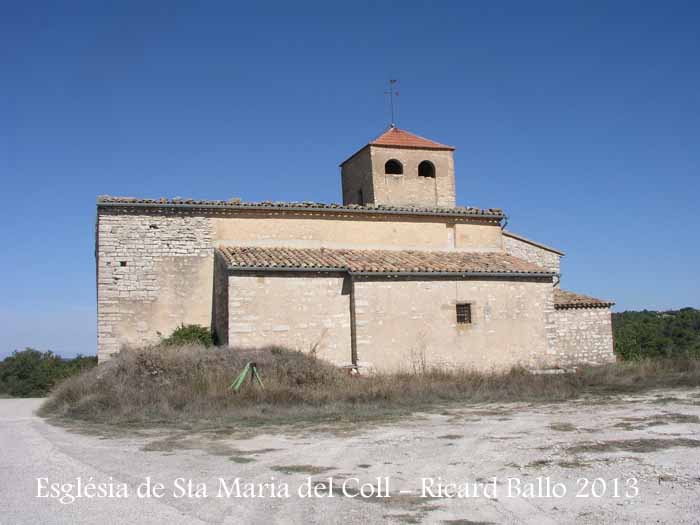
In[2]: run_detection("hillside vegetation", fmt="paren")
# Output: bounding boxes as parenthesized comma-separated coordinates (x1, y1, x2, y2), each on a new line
(613, 308, 700, 360)
(0, 325, 211, 398)
(0, 349, 97, 398)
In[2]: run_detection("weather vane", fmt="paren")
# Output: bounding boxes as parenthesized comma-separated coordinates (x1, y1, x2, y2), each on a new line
(385, 79, 399, 127)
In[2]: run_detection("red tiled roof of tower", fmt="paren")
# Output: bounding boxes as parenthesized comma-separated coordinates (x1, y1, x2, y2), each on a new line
(369, 127, 455, 150)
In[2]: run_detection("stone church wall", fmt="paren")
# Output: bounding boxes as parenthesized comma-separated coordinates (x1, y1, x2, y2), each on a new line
(212, 251, 230, 346)
(550, 308, 616, 367)
(97, 207, 504, 361)
(227, 274, 352, 366)
(96, 211, 214, 360)
(341, 148, 374, 205)
(96, 206, 613, 370)
(353, 278, 556, 372)
(214, 214, 502, 252)
(503, 233, 561, 275)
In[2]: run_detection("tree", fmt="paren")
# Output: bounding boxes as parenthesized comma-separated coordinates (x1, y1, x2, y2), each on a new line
(0, 349, 97, 397)
(612, 308, 700, 360)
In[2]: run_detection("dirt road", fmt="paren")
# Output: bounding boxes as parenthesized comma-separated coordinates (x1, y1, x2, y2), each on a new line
(2, 391, 699, 524)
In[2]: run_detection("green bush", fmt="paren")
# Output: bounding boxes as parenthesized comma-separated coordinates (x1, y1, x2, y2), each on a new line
(160, 324, 215, 348)
(0, 349, 97, 398)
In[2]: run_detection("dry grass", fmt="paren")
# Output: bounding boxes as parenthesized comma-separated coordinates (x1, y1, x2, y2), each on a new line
(38, 345, 700, 428)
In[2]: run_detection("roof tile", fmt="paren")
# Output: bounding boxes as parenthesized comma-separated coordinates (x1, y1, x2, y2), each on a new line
(554, 289, 614, 309)
(218, 246, 554, 275)
(369, 127, 454, 150)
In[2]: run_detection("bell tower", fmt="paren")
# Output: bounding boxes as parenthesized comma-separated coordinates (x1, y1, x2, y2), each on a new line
(340, 127, 456, 208)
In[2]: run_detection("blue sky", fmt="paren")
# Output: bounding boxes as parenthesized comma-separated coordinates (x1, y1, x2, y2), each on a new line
(2, 1, 699, 357)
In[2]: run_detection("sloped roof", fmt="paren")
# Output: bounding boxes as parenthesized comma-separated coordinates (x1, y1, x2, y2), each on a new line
(369, 127, 455, 150)
(97, 196, 504, 219)
(340, 127, 455, 165)
(554, 289, 614, 309)
(218, 246, 554, 276)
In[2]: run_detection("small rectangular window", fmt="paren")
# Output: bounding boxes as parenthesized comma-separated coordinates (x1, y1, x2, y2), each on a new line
(456, 303, 472, 324)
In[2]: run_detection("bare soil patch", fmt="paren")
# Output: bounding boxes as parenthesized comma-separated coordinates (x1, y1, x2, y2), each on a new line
(270, 464, 334, 475)
(18, 389, 700, 523)
(567, 437, 700, 454)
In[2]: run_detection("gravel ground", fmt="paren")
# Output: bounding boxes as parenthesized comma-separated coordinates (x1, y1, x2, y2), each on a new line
(2, 390, 700, 524)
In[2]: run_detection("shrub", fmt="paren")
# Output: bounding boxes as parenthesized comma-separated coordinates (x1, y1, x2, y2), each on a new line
(38, 344, 700, 427)
(0, 349, 97, 398)
(160, 324, 215, 348)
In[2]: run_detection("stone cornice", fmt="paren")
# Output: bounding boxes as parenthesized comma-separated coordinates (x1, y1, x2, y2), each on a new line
(97, 197, 505, 223)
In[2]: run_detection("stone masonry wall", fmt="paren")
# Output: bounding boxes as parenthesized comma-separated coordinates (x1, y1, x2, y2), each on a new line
(353, 277, 556, 372)
(369, 146, 456, 208)
(503, 234, 561, 275)
(550, 307, 616, 367)
(341, 148, 374, 205)
(97, 211, 214, 360)
(212, 251, 229, 346)
(228, 274, 352, 366)
(214, 214, 503, 252)
(97, 207, 504, 361)
(97, 206, 613, 372)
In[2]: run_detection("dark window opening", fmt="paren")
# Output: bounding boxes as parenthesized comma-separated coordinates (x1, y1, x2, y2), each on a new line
(418, 160, 436, 178)
(119, 261, 127, 267)
(385, 159, 403, 175)
(456, 303, 472, 324)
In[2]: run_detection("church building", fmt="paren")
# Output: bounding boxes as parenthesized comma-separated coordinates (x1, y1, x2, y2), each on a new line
(95, 127, 615, 371)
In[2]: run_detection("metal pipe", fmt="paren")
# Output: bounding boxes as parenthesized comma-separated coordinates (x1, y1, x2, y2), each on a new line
(349, 270, 554, 278)
(227, 266, 553, 278)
